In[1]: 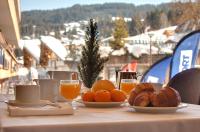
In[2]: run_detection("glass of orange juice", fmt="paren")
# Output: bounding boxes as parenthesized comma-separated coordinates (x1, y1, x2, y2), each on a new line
(120, 79, 137, 95)
(59, 80, 80, 109)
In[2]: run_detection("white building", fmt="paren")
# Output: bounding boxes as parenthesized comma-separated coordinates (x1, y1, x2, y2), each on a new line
(124, 26, 182, 57)
(64, 22, 81, 32)
(111, 17, 132, 22)
(100, 26, 186, 58)
(124, 26, 178, 45)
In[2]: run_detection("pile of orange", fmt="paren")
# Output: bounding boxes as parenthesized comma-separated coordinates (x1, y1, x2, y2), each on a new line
(82, 80, 126, 102)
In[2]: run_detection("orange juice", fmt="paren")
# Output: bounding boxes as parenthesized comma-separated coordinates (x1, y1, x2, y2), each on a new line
(60, 83, 80, 100)
(120, 82, 136, 95)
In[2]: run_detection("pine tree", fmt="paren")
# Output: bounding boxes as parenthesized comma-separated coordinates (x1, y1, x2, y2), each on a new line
(78, 19, 108, 88)
(146, 10, 162, 30)
(128, 15, 143, 36)
(109, 17, 128, 50)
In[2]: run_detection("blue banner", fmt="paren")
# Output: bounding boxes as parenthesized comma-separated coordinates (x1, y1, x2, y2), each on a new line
(141, 56, 172, 84)
(170, 30, 200, 78)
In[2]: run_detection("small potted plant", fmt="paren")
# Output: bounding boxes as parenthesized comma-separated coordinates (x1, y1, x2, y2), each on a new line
(78, 19, 108, 89)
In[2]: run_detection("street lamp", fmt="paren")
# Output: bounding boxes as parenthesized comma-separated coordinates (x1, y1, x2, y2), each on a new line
(148, 33, 154, 66)
(32, 25, 36, 39)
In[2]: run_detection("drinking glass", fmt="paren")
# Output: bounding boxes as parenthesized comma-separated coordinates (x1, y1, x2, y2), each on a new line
(120, 79, 137, 95)
(59, 80, 80, 109)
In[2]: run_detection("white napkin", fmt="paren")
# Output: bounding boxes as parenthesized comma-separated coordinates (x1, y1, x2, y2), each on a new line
(8, 103, 74, 116)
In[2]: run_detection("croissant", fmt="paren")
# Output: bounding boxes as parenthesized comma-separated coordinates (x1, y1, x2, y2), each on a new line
(150, 90, 169, 107)
(134, 92, 151, 107)
(128, 84, 181, 107)
(161, 86, 181, 107)
(128, 83, 155, 106)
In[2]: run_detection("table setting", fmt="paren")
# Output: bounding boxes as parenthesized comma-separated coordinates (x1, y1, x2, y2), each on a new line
(3, 78, 188, 114)
(5, 81, 74, 117)
(0, 48, 194, 131)
(2, 74, 200, 132)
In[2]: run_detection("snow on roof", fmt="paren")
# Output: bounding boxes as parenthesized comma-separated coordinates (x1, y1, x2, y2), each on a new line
(79, 20, 88, 25)
(49, 32, 55, 36)
(19, 39, 41, 61)
(72, 35, 79, 39)
(166, 33, 186, 43)
(77, 30, 85, 36)
(148, 26, 177, 41)
(71, 39, 85, 45)
(99, 46, 113, 57)
(160, 48, 173, 54)
(61, 37, 70, 43)
(124, 33, 150, 42)
(112, 17, 132, 22)
(40, 36, 68, 60)
(125, 44, 158, 58)
(19, 39, 40, 49)
(101, 36, 113, 42)
(64, 22, 81, 27)
(111, 48, 126, 56)
(125, 26, 178, 43)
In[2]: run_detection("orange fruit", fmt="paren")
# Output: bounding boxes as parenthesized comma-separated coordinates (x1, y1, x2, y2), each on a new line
(111, 89, 127, 102)
(94, 90, 111, 102)
(92, 80, 115, 92)
(82, 91, 95, 102)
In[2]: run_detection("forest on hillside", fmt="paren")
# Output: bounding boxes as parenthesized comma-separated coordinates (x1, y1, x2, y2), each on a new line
(21, 2, 200, 37)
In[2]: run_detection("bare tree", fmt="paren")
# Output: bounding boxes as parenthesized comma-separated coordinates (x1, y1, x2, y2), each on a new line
(172, 0, 200, 31)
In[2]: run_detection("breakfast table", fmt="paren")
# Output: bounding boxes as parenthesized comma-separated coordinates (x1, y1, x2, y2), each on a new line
(1, 102, 200, 132)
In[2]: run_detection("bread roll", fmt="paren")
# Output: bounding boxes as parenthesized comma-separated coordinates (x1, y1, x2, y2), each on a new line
(128, 90, 138, 106)
(150, 91, 169, 107)
(161, 86, 181, 107)
(128, 83, 181, 107)
(133, 92, 151, 107)
(128, 83, 155, 106)
(135, 83, 154, 93)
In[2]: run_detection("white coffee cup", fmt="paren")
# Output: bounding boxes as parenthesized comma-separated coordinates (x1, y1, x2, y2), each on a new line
(15, 85, 40, 104)
(35, 79, 58, 102)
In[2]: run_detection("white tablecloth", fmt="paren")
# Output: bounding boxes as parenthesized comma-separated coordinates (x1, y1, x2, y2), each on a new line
(1, 102, 200, 132)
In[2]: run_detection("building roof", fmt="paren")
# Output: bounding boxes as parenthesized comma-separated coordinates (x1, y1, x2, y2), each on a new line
(99, 46, 113, 57)
(19, 39, 41, 62)
(125, 44, 159, 58)
(111, 48, 126, 56)
(124, 26, 178, 43)
(41, 36, 68, 60)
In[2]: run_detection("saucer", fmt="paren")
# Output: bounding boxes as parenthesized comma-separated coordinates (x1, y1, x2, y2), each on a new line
(8, 100, 50, 107)
(76, 99, 125, 108)
(130, 103, 188, 113)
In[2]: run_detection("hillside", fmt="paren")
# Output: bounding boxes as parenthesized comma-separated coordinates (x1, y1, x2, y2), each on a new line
(21, 3, 172, 37)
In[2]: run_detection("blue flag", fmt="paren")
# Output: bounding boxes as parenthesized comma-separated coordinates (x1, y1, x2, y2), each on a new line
(170, 30, 200, 78)
(141, 56, 172, 84)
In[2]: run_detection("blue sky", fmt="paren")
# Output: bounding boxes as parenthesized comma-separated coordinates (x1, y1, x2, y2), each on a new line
(21, 0, 171, 11)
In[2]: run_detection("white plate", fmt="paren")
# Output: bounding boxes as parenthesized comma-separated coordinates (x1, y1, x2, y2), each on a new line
(130, 103, 188, 113)
(8, 100, 50, 107)
(77, 100, 125, 108)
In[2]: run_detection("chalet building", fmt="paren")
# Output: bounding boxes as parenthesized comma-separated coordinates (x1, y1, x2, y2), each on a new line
(20, 36, 69, 71)
(0, 0, 21, 87)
